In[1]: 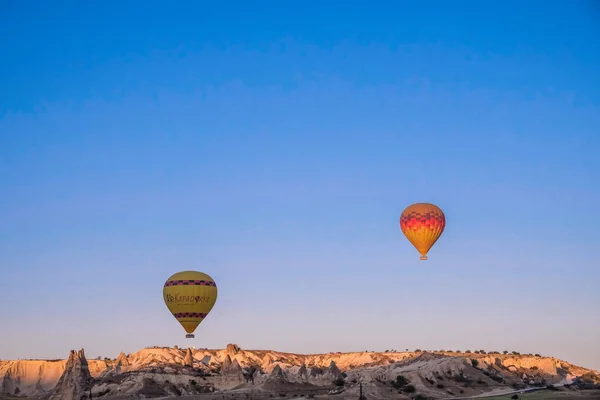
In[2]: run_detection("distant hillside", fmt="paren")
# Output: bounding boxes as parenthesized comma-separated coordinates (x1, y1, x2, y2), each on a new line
(1, 344, 599, 399)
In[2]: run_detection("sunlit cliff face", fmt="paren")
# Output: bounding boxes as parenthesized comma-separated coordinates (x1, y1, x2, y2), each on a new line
(1, 345, 598, 398)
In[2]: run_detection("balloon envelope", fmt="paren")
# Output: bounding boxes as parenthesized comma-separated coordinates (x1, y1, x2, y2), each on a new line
(399, 203, 446, 260)
(163, 271, 218, 338)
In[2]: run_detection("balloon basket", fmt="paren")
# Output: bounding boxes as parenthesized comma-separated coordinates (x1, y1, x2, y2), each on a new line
(186, 334, 195, 339)
(420, 255, 428, 261)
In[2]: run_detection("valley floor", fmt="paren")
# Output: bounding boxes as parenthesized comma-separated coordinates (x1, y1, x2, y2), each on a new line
(3, 388, 600, 400)
(481, 388, 600, 400)
(82, 388, 600, 400)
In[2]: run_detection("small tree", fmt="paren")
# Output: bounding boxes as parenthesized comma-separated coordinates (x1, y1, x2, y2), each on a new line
(503, 350, 509, 354)
(359, 380, 366, 400)
(391, 375, 409, 388)
(471, 359, 479, 367)
(403, 384, 416, 393)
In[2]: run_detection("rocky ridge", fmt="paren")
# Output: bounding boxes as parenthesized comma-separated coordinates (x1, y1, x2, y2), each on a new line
(1, 345, 598, 399)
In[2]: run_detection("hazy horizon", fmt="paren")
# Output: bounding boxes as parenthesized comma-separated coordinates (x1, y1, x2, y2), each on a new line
(1, 1, 599, 371)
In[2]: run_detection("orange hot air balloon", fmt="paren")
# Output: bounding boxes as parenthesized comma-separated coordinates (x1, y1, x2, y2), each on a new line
(399, 203, 446, 260)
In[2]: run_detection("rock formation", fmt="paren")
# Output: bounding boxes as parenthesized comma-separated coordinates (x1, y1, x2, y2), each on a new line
(225, 343, 240, 356)
(49, 349, 91, 400)
(0, 344, 598, 399)
(325, 360, 342, 379)
(298, 364, 308, 379)
(184, 348, 193, 367)
(114, 352, 129, 374)
(199, 354, 211, 366)
(221, 355, 243, 376)
(242, 366, 258, 383)
(265, 364, 289, 384)
(1, 368, 18, 395)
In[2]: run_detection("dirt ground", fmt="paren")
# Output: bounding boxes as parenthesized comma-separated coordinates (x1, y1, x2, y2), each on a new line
(3, 387, 599, 400)
(482, 388, 600, 400)
(146, 387, 600, 400)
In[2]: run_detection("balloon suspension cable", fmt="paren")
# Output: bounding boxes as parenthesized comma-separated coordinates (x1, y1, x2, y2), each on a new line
(186, 334, 195, 339)
(420, 255, 428, 261)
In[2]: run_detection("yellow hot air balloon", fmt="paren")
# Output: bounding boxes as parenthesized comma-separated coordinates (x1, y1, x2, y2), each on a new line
(400, 203, 446, 260)
(163, 271, 218, 338)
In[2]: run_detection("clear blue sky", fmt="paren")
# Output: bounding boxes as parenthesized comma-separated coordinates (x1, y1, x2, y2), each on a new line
(1, 1, 599, 370)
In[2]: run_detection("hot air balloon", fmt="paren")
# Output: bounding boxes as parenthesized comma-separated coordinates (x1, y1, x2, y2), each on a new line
(399, 203, 446, 260)
(163, 271, 218, 338)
